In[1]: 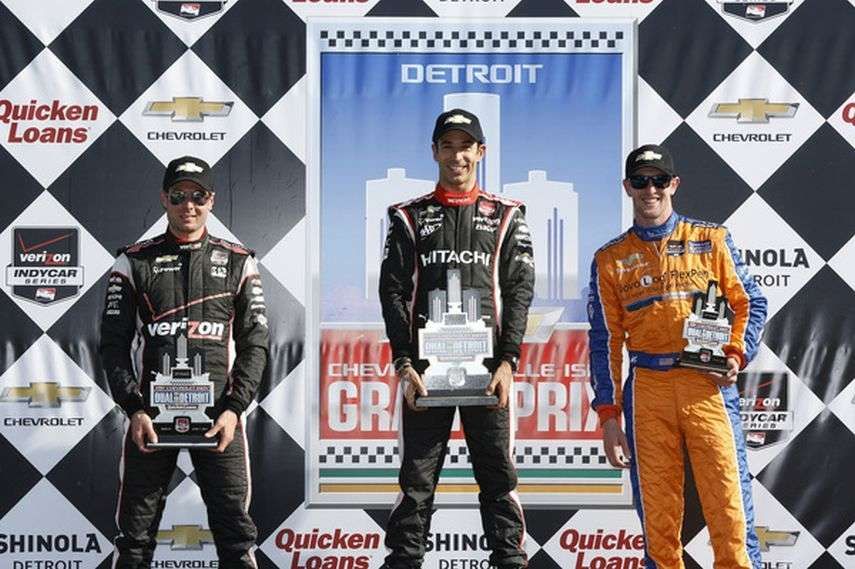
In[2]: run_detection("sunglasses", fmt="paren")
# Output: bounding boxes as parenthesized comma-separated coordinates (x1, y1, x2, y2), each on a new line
(628, 174, 673, 190)
(167, 189, 213, 206)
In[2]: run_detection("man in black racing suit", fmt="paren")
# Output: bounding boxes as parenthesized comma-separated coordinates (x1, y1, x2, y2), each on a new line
(379, 109, 534, 569)
(99, 156, 268, 569)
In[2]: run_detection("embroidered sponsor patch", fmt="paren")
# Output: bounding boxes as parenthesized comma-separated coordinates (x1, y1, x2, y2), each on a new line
(666, 240, 685, 256)
(477, 200, 496, 216)
(688, 240, 712, 254)
(210, 249, 229, 265)
(419, 223, 441, 237)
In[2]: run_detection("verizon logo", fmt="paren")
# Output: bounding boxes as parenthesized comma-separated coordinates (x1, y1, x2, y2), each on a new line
(147, 320, 226, 340)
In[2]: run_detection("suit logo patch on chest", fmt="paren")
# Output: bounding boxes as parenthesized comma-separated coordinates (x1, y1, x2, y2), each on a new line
(688, 240, 712, 254)
(477, 200, 496, 216)
(210, 249, 229, 266)
(420, 250, 491, 267)
(417, 205, 443, 237)
(474, 215, 500, 233)
(666, 240, 685, 256)
(419, 223, 442, 237)
(153, 262, 182, 274)
(616, 252, 648, 273)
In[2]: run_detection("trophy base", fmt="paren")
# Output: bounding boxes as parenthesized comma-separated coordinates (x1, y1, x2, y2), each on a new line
(146, 434, 218, 449)
(677, 350, 729, 373)
(416, 391, 499, 408)
(145, 435, 220, 448)
(148, 420, 218, 448)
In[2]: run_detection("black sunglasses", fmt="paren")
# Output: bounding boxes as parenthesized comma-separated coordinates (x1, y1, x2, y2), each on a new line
(167, 189, 213, 206)
(628, 174, 673, 190)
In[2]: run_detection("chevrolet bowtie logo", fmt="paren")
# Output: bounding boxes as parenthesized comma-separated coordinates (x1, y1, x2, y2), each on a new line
(522, 307, 564, 344)
(444, 114, 472, 125)
(709, 98, 799, 123)
(175, 162, 204, 174)
(755, 526, 799, 551)
(635, 150, 662, 162)
(157, 525, 215, 551)
(143, 97, 233, 122)
(0, 382, 91, 408)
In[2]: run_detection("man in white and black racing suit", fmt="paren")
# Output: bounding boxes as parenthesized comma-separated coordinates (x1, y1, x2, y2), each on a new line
(379, 109, 535, 569)
(99, 156, 268, 569)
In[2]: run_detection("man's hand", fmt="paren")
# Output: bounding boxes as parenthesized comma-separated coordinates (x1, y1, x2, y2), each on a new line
(400, 366, 427, 411)
(602, 418, 631, 469)
(706, 356, 740, 388)
(486, 360, 513, 409)
(130, 410, 158, 453)
(205, 410, 239, 452)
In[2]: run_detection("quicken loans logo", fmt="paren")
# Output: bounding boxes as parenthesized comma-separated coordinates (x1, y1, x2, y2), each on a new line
(275, 528, 381, 569)
(0, 100, 98, 143)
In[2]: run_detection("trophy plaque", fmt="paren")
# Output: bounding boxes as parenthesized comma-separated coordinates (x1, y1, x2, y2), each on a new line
(677, 280, 732, 373)
(148, 334, 217, 448)
(416, 269, 497, 408)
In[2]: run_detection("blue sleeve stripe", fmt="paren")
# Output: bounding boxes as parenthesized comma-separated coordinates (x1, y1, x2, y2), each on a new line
(626, 295, 663, 312)
(587, 259, 615, 408)
(724, 232, 767, 362)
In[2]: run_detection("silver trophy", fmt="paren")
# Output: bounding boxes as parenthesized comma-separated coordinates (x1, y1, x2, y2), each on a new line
(677, 280, 732, 373)
(148, 334, 217, 448)
(416, 269, 497, 407)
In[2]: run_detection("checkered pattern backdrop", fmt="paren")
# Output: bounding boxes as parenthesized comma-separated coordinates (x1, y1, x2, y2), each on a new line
(0, 1, 852, 568)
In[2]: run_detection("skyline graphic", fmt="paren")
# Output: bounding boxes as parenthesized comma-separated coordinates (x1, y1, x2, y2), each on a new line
(321, 51, 624, 323)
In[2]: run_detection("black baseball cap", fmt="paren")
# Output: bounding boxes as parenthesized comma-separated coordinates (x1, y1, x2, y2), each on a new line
(625, 144, 676, 177)
(162, 156, 213, 193)
(432, 108, 485, 144)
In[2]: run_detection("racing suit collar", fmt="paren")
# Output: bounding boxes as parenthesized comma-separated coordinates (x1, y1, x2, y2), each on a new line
(433, 183, 481, 206)
(166, 228, 209, 251)
(632, 211, 679, 241)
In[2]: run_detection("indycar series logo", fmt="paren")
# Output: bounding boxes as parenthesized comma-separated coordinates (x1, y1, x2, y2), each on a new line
(153, 1, 227, 20)
(739, 372, 793, 449)
(716, 1, 794, 22)
(5, 227, 84, 305)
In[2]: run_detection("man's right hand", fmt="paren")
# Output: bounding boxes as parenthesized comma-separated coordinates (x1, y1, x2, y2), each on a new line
(130, 410, 158, 453)
(399, 366, 428, 412)
(602, 418, 631, 469)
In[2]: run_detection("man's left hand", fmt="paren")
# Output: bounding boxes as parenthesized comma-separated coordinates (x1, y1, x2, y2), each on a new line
(205, 410, 239, 452)
(486, 360, 513, 409)
(707, 356, 740, 388)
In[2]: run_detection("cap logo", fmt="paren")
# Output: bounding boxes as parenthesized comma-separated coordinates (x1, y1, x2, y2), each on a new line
(444, 114, 472, 125)
(175, 162, 204, 174)
(635, 150, 662, 162)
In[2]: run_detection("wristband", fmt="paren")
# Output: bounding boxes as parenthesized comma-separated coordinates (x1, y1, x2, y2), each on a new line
(500, 354, 519, 373)
(393, 356, 413, 374)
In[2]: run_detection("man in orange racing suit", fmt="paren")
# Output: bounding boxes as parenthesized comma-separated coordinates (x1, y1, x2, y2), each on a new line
(587, 145, 766, 569)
